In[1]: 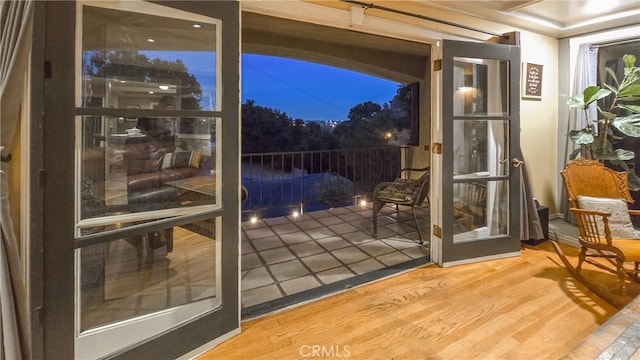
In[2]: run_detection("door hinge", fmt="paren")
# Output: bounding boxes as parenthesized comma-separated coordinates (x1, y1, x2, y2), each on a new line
(35, 305, 44, 323)
(433, 59, 442, 71)
(38, 169, 47, 187)
(432, 143, 442, 154)
(433, 224, 442, 238)
(44, 61, 52, 79)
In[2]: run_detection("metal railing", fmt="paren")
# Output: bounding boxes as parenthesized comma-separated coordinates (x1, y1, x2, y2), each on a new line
(241, 146, 408, 220)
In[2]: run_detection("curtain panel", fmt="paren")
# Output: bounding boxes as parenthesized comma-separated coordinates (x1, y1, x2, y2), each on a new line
(561, 45, 598, 220)
(0, 0, 34, 358)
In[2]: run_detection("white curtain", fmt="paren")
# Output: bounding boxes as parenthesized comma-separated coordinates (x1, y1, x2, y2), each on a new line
(486, 60, 542, 240)
(519, 153, 544, 240)
(0, 0, 33, 358)
(561, 44, 598, 219)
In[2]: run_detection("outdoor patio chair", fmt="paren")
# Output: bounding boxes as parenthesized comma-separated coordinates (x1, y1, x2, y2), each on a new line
(372, 166, 430, 244)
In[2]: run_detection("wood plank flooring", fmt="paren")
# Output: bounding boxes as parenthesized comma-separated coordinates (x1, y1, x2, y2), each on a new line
(199, 241, 640, 360)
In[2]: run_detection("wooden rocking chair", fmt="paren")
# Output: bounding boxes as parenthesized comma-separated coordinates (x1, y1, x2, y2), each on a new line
(551, 158, 640, 308)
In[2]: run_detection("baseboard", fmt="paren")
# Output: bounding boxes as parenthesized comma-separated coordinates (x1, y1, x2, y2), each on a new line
(550, 230, 579, 248)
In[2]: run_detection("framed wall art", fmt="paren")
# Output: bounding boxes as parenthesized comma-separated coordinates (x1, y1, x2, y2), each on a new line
(522, 62, 543, 101)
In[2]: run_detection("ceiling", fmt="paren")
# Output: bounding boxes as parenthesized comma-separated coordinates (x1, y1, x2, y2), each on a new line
(401, 0, 640, 38)
(314, 0, 639, 38)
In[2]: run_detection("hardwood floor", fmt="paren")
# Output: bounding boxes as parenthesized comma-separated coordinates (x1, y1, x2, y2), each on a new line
(199, 241, 639, 360)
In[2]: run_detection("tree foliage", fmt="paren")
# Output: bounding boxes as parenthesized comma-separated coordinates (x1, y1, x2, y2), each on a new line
(242, 83, 416, 153)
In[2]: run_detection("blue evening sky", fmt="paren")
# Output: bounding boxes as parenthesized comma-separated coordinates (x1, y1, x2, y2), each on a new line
(143, 51, 400, 121)
(242, 54, 400, 121)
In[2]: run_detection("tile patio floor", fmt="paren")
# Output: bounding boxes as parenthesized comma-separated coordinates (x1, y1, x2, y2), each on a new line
(240, 202, 430, 316)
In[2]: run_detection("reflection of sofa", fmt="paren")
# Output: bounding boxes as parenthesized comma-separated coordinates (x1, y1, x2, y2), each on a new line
(122, 137, 213, 254)
(122, 137, 204, 209)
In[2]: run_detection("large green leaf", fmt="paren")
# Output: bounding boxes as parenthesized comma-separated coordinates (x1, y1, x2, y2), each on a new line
(619, 104, 640, 114)
(611, 158, 640, 191)
(605, 68, 620, 89)
(619, 84, 640, 98)
(595, 148, 635, 161)
(583, 86, 611, 105)
(567, 95, 586, 108)
(623, 54, 637, 68)
(568, 129, 594, 145)
(603, 83, 618, 93)
(611, 114, 640, 137)
(600, 111, 616, 121)
(569, 147, 583, 160)
(618, 96, 640, 102)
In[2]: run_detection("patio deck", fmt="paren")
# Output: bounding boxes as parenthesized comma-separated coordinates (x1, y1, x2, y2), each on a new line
(240, 202, 430, 317)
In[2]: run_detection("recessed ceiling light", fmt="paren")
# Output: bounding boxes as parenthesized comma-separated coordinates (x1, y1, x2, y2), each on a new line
(158, 85, 169, 90)
(146, 38, 155, 43)
(192, 23, 202, 28)
(148, 91, 154, 94)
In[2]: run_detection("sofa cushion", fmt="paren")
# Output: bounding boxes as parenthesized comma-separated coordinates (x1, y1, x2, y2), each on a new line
(172, 150, 192, 168)
(163, 150, 202, 169)
(577, 195, 640, 238)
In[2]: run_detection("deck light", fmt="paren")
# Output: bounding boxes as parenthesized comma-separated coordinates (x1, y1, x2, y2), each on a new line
(250, 217, 258, 224)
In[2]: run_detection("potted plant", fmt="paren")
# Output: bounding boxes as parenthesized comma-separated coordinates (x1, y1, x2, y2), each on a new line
(568, 54, 640, 188)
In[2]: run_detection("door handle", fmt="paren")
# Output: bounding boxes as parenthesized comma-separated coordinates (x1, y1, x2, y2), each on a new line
(511, 158, 524, 168)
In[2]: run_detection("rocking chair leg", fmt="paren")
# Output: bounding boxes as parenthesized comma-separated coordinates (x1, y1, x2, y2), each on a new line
(616, 258, 627, 292)
(577, 246, 587, 273)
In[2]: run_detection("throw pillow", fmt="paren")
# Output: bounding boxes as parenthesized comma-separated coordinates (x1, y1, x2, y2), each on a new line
(161, 152, 173, 170)
(190, 150, 201, 169)
(172, 150, 192, 168)
(576, 195, 639, 238)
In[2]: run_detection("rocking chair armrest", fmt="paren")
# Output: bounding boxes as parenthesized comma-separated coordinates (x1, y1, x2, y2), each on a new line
(628, 209, 640, 217)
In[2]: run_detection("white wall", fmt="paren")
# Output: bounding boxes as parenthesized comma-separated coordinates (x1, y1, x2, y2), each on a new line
(519, 31, 559, 213)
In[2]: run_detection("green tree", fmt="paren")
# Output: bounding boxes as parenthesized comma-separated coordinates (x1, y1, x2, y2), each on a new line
(241, 100, 294, 153)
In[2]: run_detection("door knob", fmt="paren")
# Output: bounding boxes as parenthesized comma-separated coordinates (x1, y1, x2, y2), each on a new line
(511, 158, 524, 168)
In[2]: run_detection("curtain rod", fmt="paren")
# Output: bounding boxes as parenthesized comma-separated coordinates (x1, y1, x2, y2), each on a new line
(340, 0, 503, 38)
(590, 37, 640, 48)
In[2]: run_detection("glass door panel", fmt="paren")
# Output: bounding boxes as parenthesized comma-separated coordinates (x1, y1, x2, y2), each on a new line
(73, 1, 238, 358)
(441, 40, 521, 265)
(81, 4, 220, 111)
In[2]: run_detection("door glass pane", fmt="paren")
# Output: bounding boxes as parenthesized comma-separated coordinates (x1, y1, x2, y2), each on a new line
(81, 5, 220, 111)
(79, 115, 221, 221)
(453, 57, 509, 116)
(452, 119, 509, 177)
(78, 217, 221, 332)
(75, 3, 231, 358)
(453, 179, 508, 242)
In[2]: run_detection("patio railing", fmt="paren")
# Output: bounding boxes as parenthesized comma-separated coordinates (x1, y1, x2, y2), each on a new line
(241, 146, 409, 220)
